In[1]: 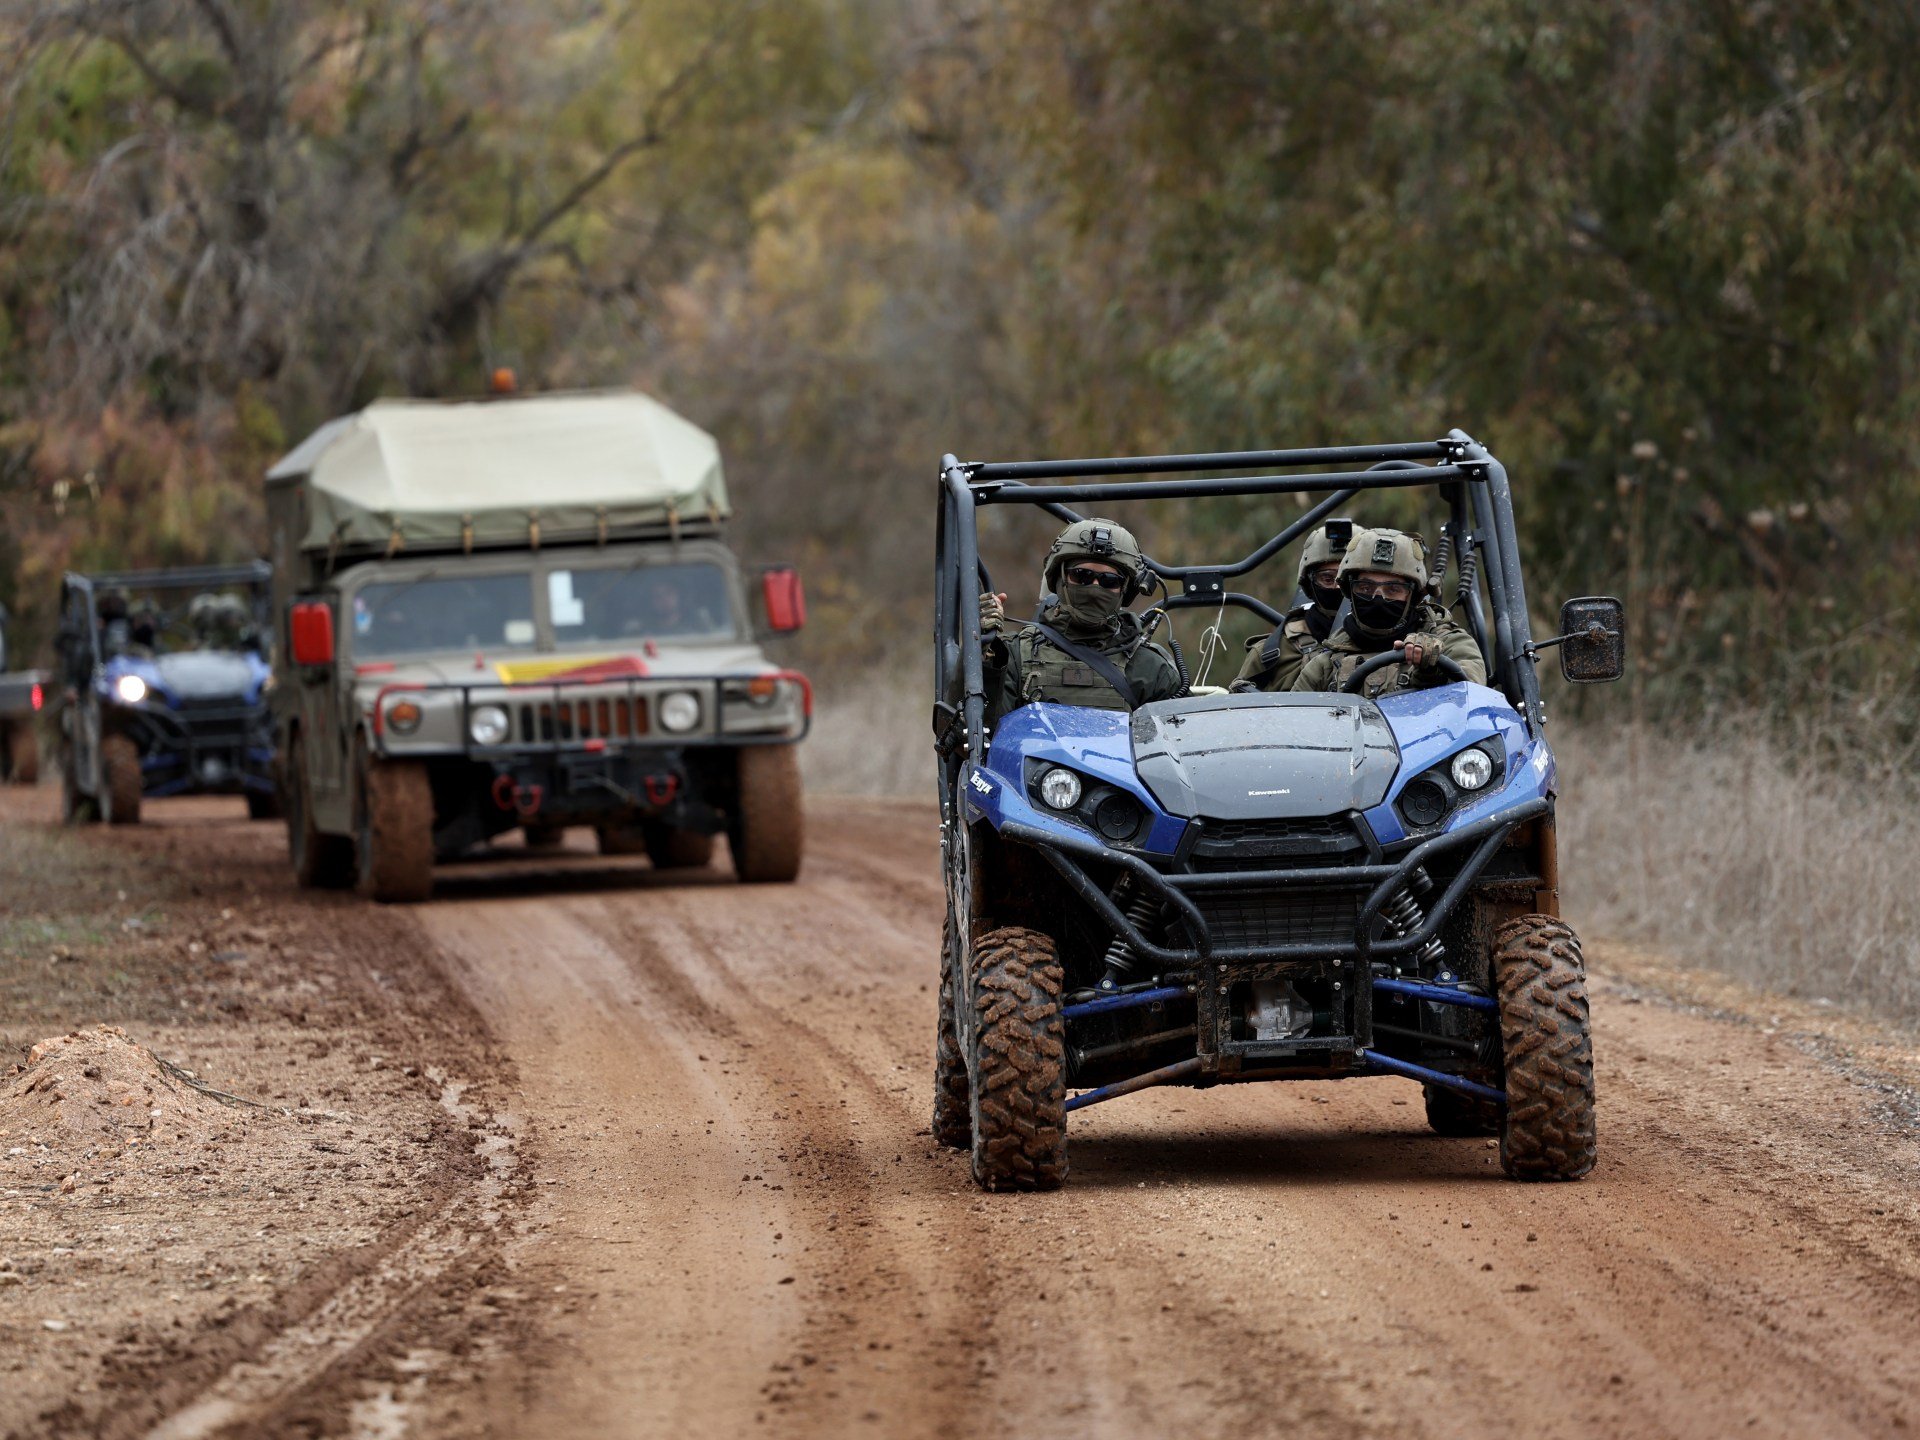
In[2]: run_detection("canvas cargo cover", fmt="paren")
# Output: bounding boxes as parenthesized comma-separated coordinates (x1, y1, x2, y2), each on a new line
(266, 390, 729, 554)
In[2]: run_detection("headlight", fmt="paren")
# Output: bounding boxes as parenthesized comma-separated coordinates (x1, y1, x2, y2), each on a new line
(114, 674, 148, 705)
(469, 704, 510, 746)
(1038, 766, 1082, 811)
(1092, 792, 1141, 841)
(386, 699, 423, 735)
(658, 690, 701, 733)
(1450, 746, 1495, 791)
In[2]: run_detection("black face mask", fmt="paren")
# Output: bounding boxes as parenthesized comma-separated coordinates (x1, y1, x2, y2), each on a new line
(1308, 577, 1343, 615)
(1350, 590, 1413, 638)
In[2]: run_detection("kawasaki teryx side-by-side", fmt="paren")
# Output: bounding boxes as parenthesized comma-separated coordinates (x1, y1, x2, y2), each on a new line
(931, 432, 1625, 1190)
(57, 563, 279, 825)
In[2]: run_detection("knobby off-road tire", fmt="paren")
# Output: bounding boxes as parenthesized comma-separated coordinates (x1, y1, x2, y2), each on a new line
(355, 753, 434, 903)
(61, 738, 98, 825)
(728, 744, 802, 884)
(5, 720, 39, 785)
(645, 823, 714, 870)
(1423, 1084, 1503, 1137)
(966, 925, 1067, 1191)
(101, 735, 142, 825)
(288, 737, 354, 890)
(1494, 915, 1597, 1181)
(595, 822, 649, 856)
(932, 915, 972, 1150)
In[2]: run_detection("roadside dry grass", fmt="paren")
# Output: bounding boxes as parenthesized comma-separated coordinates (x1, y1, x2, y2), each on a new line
(1557, 719, 1920, 1021)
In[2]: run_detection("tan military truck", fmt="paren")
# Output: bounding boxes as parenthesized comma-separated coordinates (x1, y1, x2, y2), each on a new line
(264, 389, 810, 901)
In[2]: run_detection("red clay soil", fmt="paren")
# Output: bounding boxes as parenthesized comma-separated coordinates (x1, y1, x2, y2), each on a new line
(5, 789, 1920, 1439)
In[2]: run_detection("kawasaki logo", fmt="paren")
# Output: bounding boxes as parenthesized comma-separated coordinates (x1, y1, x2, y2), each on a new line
(1247, 788, 1292, 797)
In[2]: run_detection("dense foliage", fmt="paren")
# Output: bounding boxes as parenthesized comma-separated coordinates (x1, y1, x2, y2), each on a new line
(3, 1, 1916, 711)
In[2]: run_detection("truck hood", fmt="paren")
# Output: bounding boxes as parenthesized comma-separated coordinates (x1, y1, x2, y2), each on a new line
(1130, 692, 1400, 821)
(349, 642, 777, 695)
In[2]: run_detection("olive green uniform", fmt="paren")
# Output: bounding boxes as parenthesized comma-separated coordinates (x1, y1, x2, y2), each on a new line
(984, 608, 1182, 726)
(1231, 602, 1334, 693)
(1289, 602, 1487, 698)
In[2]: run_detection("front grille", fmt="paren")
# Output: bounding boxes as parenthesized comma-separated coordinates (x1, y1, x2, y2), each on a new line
(1189, 887, 1361, 950)
(168, 699, 260, 742)
(514, 695, 650, 745)
(1190, 813, 1364, 860)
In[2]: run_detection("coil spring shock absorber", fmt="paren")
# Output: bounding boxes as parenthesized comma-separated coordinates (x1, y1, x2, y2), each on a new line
(1097, 876, 1161, 992)
(1451, 542, 1479, 614)
(1381, 867, 1446, 972)
(1430, 529, 1454, 587)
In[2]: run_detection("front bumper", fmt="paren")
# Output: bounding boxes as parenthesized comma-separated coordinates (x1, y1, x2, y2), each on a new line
(118, 700, 275, 796)
(999, 792, 1550, 1073)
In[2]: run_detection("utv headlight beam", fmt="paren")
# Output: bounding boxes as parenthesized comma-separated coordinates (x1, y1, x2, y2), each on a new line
(114, 674, 148, 705)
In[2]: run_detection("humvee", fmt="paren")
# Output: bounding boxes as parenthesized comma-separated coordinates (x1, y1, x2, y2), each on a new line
(265, 389, 810, 901)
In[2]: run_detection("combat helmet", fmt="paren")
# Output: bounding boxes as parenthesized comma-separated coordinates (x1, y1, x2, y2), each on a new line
(1042, 518, 1150, 603)
(1297, 518, 1354, 598)
(1336, 527, 1428, 590)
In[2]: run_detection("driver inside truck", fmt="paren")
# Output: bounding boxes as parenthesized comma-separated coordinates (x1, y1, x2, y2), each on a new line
(977, 518, 1182, 728)
(1289, 527, 1485, 698)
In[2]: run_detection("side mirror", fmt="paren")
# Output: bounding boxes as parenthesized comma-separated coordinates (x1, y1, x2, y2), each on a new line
(761, 567, 806, 633)
(289, 600, 335, 667)
(1556, 596, 1625, 683)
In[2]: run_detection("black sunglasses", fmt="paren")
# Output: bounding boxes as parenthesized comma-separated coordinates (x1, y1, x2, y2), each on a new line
(1064, 566, 1127, 590)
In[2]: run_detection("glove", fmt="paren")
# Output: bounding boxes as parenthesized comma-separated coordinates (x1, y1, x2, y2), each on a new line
(1397, 632, 1443, 673)
(978, 591, 1008, 636)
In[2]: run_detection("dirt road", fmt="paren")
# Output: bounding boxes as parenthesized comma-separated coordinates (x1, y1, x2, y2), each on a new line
(9, 796, 1920, 1438)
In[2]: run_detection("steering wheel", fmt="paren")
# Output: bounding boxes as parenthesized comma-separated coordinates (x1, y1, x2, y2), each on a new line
(1341, 648, 1469, 694)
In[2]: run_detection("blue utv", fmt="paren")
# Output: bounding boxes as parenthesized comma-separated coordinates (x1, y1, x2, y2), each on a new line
(931, 433, 1625, 1190)
(56, 563, 278, 825)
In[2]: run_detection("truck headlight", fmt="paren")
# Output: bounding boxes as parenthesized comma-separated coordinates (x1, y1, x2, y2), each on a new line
(1449, 746, 1495, 791)
(469, 705, 510, 746)
(114, 674, 148, 705)
(1037, 766, 1082, 811)
(658, 691, 701, 733)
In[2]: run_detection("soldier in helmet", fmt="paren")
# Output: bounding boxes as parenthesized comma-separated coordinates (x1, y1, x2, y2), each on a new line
(979, 518, 1182, 727)
(1290, 527, 1485, 697)
(1231, 517, 1353, 693)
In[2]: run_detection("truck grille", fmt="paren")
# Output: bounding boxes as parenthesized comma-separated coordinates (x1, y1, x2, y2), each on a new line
(515, 695, 650, 745)
(1189, 887, 1361, 951)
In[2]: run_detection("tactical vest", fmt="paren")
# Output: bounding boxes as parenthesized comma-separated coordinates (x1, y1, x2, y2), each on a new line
(1015, 627, 1137, 711)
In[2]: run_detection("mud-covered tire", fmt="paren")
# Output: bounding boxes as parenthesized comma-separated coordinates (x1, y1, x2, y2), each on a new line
(522, 822, 568, 851)
(595, 822, 649, 856)
(1494, 915, 1596, 1181)
(61, 740, 98, 825)
(101, 735, 142, 825)
(1424, 1084, 1503, 1137)
(355, 752, 434, 903)
(288, 737, 354, 889)
(645, 823, 714, 870)
(728, 744, 802, 883)
(246, 789, 282, 821)
(6, 721, 39, 785)
(932, 915, 972, 1150)
(966, 925, 1066, 1191)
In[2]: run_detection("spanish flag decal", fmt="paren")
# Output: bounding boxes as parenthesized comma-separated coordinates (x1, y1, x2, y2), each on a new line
(494, 655, 651, 684)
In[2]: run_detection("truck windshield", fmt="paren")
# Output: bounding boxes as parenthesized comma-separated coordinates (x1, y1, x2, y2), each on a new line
(352, 574, 537, 658)
(547, 561, 735, 644)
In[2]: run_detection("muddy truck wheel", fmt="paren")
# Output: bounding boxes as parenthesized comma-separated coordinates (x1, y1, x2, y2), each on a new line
(645, 823, 714, 869)
(1494, 915, 1597, 1181)
(728, 743, 802, 883)
(966, 925, 1067, 1191)
(101, 734, 142, 825)
(5, 720, 39, 785)
(932, 915, 972, 1150)
(288, 737, 354, 889)
(355, 753, 434, 903)
(60, 739, 97, 824)
(1424, 1085, 1503, 1137)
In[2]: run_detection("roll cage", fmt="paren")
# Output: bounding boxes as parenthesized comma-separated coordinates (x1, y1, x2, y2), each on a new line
(933, 430, 1542, 775)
